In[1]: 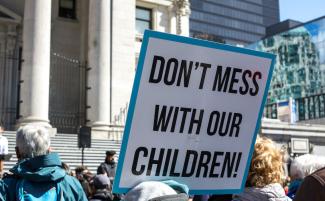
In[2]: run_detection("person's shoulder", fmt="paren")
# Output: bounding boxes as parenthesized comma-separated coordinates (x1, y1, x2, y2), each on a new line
(98, 162, 106, 167)
(0, 174, 19, 200)
(60, 175, 88, 200)
(309, 167, 325, 185)
(294, 168, 325, 201)
(60, 174, 85, 191)
(2, 173, 18, 185)
(62, 174, 81, 185)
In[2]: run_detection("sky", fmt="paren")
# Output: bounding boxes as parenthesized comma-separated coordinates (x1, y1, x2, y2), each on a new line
(280, 0, 325, 23)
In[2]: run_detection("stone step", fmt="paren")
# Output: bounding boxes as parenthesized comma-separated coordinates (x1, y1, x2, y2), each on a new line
(6, 145, 120, 151)
(3, 132, 122, 175)
(4, 161, 100, 173)
(6, 138, 121, 146)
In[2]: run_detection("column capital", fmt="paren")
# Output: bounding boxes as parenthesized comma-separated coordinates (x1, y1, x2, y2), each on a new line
(173, 0, 191, 16)
(173, 0, 191, 36)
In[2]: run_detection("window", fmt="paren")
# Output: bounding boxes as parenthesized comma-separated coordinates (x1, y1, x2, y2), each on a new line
(136, 7, 152, 35)
(59, 0, 76, 19)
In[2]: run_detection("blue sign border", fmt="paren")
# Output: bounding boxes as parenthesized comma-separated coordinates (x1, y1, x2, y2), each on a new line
(113, 30, 276, 195)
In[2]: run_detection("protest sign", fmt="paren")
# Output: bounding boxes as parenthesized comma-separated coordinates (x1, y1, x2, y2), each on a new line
(113, 30, 275, 194)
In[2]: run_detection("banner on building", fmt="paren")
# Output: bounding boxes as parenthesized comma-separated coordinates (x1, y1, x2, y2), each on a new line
(113, 30, 276, 194)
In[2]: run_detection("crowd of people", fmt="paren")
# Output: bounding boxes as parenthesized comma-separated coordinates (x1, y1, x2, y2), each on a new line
(0, 123, 325, 201)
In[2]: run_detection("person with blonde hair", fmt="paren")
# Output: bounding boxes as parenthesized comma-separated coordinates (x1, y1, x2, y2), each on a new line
(232, 136, 291, 201)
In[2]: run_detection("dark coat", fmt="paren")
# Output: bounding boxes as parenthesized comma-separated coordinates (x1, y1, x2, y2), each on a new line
(97, 161, 116, 183)
(294, 167, 325, 201)
(89, 189, 113, 201)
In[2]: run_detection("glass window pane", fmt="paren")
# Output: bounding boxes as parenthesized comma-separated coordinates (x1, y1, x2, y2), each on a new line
(61, 0, 73, 9)
(59, 0, 76, 19)
(136, 8, 150, 21)
(136, 21, 150, 35)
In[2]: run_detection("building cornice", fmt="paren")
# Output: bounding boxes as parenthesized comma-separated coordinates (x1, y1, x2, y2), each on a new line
(137, 0, 173, 7)
(261, 118, 325, 138)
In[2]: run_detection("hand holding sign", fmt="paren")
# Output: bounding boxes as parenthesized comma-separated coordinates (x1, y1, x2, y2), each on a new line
(113, 30, 275, 194)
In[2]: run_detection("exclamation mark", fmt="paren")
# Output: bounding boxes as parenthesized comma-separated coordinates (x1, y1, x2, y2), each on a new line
(233, 152, 242, 178)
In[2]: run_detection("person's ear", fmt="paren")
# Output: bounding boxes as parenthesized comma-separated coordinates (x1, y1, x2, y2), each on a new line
(15, 146, 21, 160)
(48, 147, 52, 153)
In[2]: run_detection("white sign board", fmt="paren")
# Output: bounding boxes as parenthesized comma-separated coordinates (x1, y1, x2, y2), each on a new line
(113, 30, 275, 195)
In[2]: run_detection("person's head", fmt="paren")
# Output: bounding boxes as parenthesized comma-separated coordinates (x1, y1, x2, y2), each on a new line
(16, 124, 51, 160)
(105, 150, 116, 163)
(75, 165, 89, 181)
(62, 162, 72, 175)
(246, 136, 284, 188)
(290, 154, 325, 180)
(124, 181, 188, 201)
(290, 159, 305, 181)
(75, 165, 88, 174)
(93, 174, 111, 190)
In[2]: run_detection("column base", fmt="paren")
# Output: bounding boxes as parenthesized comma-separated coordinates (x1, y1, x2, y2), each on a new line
(91, 129, 110, 139)
(17, 117, 57, 137)
(91, 122, 112, 139)
(91, 122, 123, 141)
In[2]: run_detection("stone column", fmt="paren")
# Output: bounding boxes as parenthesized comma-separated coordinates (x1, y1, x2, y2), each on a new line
(168, 5, 177, 35)
(173, 0, 191, 36)
(19, 0, 52, 129)
(87, 0, 111, 138)
(80, 0, 89, 63)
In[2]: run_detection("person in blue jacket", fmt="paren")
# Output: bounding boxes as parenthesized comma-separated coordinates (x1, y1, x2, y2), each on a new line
(0, 124, 88, 201)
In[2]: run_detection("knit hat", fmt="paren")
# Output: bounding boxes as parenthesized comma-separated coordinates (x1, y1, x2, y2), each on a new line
(124, 181, 189, 201)
(161, 180, 189, 194)
(93, 174, 111, 189)
(149, 193, 188, 201)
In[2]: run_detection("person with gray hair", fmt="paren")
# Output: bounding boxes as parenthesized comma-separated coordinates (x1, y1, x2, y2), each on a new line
(288, 154, 325, 199)
(15, 124, 51, 159)
(0, 124, 88, 201)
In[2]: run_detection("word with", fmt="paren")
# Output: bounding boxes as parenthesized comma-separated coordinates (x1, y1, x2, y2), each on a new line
(153, 105, 242, 137)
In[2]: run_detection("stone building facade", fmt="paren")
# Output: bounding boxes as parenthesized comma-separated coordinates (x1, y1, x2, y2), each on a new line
(0, 0, 190, 138)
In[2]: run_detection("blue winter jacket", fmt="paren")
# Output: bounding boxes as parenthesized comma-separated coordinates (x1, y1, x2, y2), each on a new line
(0, 153, 87, 201)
